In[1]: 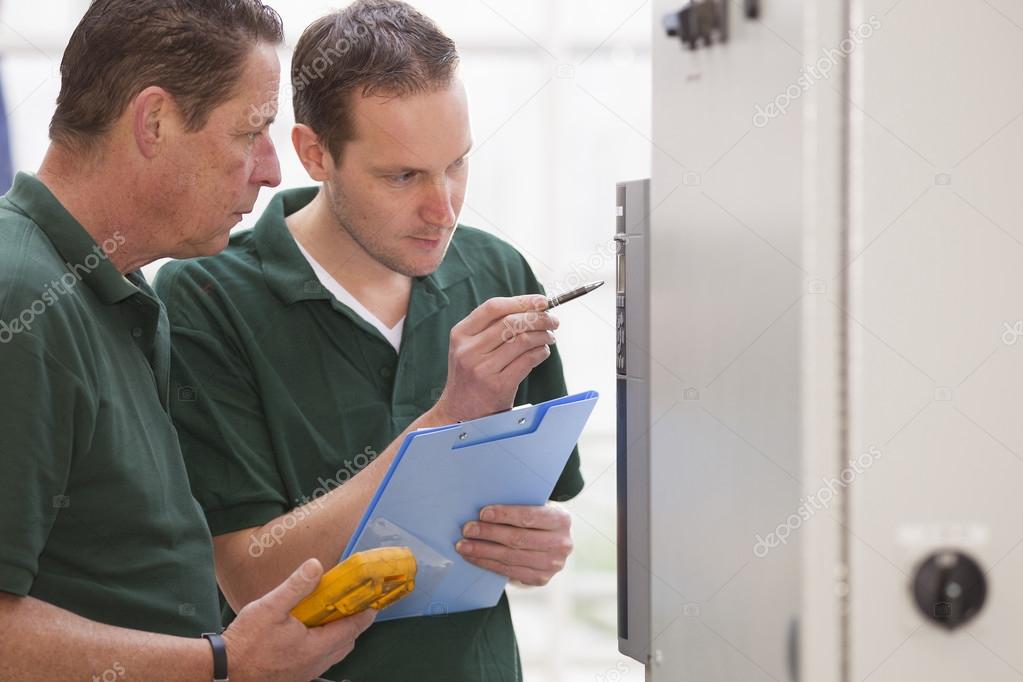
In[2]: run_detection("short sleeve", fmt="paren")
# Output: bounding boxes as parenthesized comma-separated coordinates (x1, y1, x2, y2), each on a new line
(155, 265, 289, 536)
(0, 333, 89, 594)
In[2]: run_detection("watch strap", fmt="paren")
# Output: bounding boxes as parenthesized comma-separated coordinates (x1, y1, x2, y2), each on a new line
(201, 632, 228, 682)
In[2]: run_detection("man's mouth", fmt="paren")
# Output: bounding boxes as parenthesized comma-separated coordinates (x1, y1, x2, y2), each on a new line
(409, 234, 444, 249)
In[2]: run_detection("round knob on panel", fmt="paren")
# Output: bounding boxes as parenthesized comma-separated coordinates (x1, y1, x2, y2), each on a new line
(911, 550, 987, 630)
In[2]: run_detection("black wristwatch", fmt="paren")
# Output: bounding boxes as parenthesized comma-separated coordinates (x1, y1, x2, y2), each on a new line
(201, 632, 229, 682)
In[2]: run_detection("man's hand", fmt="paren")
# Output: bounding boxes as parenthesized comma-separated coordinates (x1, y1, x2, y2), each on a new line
(223, 558, 376, 682)
(455, 503, 573, 586)
(433, 295, 557, 423)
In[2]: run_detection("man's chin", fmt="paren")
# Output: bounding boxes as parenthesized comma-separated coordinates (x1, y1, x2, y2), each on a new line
(175, 230, 233, 260)
(403, 241, 453, 277)
(399, 254, 447, 278)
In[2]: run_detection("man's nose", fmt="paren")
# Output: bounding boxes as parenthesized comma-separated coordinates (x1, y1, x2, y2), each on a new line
(253, 134, 282, 188)
(422, 175, 456, 227)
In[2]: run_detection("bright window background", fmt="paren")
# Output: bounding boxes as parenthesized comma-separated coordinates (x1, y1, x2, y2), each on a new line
(1, 2, 650, 679)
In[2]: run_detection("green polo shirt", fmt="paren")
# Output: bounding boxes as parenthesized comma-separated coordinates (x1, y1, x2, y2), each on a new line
(0, 173, 220, 636)
(155, 186, 584, 682)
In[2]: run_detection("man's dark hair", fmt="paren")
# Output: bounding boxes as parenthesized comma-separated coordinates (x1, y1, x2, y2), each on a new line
(50, 0, 284, 151)
(291, 0, 460, 161)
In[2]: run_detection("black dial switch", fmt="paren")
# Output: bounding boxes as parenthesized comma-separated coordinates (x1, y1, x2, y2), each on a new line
(911, 550, 987, 630)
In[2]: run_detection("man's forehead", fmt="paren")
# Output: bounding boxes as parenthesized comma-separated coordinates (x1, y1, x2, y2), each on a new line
(226, 89, 278, 130)
(348, 82, 470, 157)
(227, 43, 281, 124)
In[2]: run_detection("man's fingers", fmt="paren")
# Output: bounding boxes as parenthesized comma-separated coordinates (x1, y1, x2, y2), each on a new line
(262, 558, 324, 613)
(497, 344, 551, 383)
(456, 538, 563, 571)
(478, 504, 571, 531)
(315, 609, 376, 641)
(481, 331, 556, 374)
(457, 296, 548, 337)
(462, 555, 555, 586)
(460, 309, 558, 358)
(462, 521, 572, 554)
(486, 310, 559, 350)
(309, 609, 375, 667)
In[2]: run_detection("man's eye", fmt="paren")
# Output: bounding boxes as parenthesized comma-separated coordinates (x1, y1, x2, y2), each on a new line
(391, 172, 416, 184)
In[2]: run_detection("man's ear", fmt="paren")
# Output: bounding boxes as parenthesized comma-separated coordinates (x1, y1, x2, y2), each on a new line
(292, 123, 336, 182)
(132, 86, 176, 159)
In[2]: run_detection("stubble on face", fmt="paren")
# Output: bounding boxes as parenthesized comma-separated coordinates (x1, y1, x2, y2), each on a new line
(322, 172, 456, 278)
(317, 82, 472, 279)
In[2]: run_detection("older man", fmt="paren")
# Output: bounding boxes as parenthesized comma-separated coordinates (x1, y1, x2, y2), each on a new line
(0, 2, 376, 680)
(155, 2, 582, 680)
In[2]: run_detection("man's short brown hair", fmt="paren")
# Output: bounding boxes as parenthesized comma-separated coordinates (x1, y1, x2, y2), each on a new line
(50, 0, 284, 151)
(291, 0, 460, 162)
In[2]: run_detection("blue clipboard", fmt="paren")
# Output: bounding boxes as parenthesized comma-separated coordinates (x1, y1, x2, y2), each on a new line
(340, 390, 599, 622)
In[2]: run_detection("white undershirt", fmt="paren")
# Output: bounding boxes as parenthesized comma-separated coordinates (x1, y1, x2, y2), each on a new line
(294, 241, 405, 352)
